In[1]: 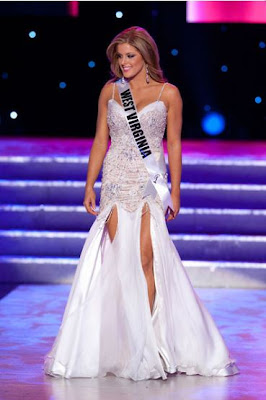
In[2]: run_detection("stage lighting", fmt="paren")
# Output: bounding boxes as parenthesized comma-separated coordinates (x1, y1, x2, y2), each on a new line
(2, 72, 8, 79)
(59, 82, 67, 89)
(10, 111, 18, 119)
(220, 25, 228, 32)
(259, 41, 265, 49)
(171, 49, 179, 56)
(115, 11, 123, 18)
(29, 31, 37, 39)
(201, 111, 226, 136)
(88, 61, 96, 68)
(204, 105, 211, 112)
(152, 9, 159, 17)
(221, 65, 228, 72)
(255, 96, 262, 104)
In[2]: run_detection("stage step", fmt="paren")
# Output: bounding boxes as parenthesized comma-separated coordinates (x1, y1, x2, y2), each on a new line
(0, 230, 266, 262)
(1, 156, 266, 183)
(0, 256, 265, 288)
(1, 180, 266, 209)
(1, 139, 266, 287)
(1, 205, 266, 235)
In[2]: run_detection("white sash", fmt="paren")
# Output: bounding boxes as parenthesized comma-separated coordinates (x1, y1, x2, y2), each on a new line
(116, 79, 173, 214)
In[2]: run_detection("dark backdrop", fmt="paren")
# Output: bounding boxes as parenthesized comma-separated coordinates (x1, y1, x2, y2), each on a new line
(0, 1, 265, 140)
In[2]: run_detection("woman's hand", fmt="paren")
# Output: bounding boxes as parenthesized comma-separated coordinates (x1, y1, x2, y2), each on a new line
(166, 192, 180, 222)
(83, 187, 99, 216)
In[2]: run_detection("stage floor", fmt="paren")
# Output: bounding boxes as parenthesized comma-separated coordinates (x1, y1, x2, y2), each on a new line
(0, 284, 265, 400)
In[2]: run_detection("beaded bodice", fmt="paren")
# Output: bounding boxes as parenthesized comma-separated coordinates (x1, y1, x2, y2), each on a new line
(99, 95, 168, 213)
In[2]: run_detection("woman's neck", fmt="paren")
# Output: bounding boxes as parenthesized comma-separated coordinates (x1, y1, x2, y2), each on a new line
(128, 71, 149, 90)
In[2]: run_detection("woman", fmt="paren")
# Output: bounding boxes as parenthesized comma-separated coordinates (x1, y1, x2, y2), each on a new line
(44, 26, 239, 381)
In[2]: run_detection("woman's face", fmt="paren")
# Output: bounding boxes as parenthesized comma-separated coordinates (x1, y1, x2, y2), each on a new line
(116, 43, 145, 80)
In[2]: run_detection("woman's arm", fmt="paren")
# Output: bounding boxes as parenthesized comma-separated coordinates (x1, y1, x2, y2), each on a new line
(165, 84, 183, 221)
(83, 83, 112, 215)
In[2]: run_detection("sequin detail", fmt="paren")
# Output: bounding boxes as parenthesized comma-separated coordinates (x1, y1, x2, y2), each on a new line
(99, 99, 168, 213)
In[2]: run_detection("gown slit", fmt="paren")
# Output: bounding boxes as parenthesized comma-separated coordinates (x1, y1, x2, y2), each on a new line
(105, 204, 118, 243)
(139, 202, 156, 312)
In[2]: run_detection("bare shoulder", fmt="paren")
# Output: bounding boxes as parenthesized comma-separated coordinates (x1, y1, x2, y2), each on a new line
(99, 81, 114, 102)
(161, 83, 182, 113)
(164, 83, 182, 102)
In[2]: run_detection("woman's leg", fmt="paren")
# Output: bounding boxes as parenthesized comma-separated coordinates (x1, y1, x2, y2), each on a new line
(106, 203, 155, 314)
(106, 206, 118, 242)
(140, 204, 155, 314)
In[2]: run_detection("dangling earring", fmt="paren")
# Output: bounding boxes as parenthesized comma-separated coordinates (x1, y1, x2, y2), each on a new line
(146, 65, 150, 84)
(121, 76, 125, 84)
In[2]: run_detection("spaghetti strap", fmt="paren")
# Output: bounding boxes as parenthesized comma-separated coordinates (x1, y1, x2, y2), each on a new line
(157, 82, 167, 101)
(112, 82, 115, 99)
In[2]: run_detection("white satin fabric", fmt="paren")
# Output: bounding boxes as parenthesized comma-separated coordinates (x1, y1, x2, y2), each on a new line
(44, 199, 239, 380)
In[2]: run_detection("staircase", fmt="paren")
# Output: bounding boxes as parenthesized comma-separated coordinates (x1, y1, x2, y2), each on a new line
(0, 138, 265, 288)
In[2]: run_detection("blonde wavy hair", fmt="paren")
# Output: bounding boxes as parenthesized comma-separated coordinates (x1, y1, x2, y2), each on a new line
(106, 26, 166, 83)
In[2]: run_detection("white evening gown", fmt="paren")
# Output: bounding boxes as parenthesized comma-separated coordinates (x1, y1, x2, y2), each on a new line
(44, 84, 239, 381)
